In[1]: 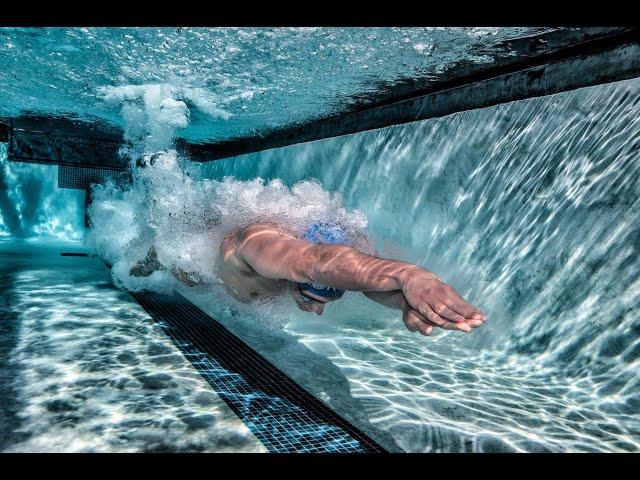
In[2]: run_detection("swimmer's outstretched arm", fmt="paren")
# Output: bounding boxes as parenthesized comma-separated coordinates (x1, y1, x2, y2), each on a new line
(235, 225, 486, 334)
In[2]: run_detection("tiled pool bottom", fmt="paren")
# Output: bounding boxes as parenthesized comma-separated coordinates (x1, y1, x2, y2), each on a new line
(5, 239, 635, 453)
(133, 291, 384, 453)
(0, 239, 266, 452)
(182, 285, 640, 453)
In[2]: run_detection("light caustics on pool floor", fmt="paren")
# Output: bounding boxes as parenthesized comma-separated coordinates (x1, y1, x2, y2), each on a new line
(0, 240, 266, 452)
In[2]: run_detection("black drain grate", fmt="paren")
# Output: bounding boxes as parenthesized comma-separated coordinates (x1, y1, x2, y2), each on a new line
(58, 165, 126, 190)
(132, 291, 385, 453)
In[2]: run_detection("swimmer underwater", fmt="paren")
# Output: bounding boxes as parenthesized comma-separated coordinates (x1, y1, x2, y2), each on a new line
(130, 220, 486, 336)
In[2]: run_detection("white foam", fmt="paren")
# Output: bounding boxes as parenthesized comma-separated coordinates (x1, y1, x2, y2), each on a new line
(88, 83, 370, 297)
(98, 83, 231, 155)
(182, 87, 233, 120)
(87, 160, 371, 294)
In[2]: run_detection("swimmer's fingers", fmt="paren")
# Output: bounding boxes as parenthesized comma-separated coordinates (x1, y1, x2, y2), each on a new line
(408, 307, 475, 333)
(439, 301, 485, 328)
(411, 288, 466, 326)
(431, 317, 483, 331)
(450, 300, 486, 322)
(431, 302, 467, 323)
(421, 303, 472, 333)
(445, 290, 486, 322)
(404, 304, 477, 334)
(465, 318, 485, 328)
(402, 308, 434, 336)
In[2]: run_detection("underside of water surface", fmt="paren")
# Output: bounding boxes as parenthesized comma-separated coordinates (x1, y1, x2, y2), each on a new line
(0, 27, 639, 452)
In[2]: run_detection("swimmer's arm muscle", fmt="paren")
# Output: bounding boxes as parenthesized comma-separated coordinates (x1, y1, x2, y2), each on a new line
(235, 225, 417, 292)
(236, 225, 486, 332)
(362, 290, 405, 309)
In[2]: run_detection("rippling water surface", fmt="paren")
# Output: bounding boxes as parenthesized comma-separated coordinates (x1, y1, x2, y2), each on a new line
(0, 27, 558, 142)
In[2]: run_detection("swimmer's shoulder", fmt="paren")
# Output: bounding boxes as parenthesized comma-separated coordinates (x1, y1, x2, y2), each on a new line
(239, 223, 297, 240)
(219, 229, 247, 267)
(219, 224, 295, 272)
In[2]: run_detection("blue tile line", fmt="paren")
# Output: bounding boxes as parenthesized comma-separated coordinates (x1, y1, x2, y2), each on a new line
(132, 291, 385, 453)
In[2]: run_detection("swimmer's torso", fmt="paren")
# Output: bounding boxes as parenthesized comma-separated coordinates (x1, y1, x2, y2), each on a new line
(218, 226, 292, 302)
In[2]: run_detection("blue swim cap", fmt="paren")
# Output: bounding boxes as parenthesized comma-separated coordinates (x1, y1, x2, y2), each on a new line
(298, 222, 350, 300)
(302, 221, 351, 246)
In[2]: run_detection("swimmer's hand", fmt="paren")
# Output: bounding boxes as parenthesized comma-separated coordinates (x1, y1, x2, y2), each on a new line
(170, 265, 205, 287)
(400, 267, 486, 334)
(130, 246, 164, 277)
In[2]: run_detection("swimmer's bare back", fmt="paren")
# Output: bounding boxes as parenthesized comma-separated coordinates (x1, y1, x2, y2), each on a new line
(217, 224, 487, 336)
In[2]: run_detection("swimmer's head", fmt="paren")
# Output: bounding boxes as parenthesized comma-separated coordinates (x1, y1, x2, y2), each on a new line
(301, 221, 351, 246)
(298, 221, 350, 303)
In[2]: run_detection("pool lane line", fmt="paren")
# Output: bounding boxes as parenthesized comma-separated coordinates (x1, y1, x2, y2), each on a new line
(131, 290, 386, 453)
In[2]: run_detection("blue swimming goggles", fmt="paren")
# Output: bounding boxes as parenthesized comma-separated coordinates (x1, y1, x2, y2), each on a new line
(297, 221, 350, 301)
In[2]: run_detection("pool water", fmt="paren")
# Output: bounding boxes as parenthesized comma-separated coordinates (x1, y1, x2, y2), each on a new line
(190, 78, 640, 452)
(0, 27, 559, 143)
(0, 239, 265, 452)
(0, 28, 639, 453)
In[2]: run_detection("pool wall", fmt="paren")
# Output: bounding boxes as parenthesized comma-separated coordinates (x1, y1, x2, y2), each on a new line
(199, 78, 640, 382)
(0, 143, 84, 240)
